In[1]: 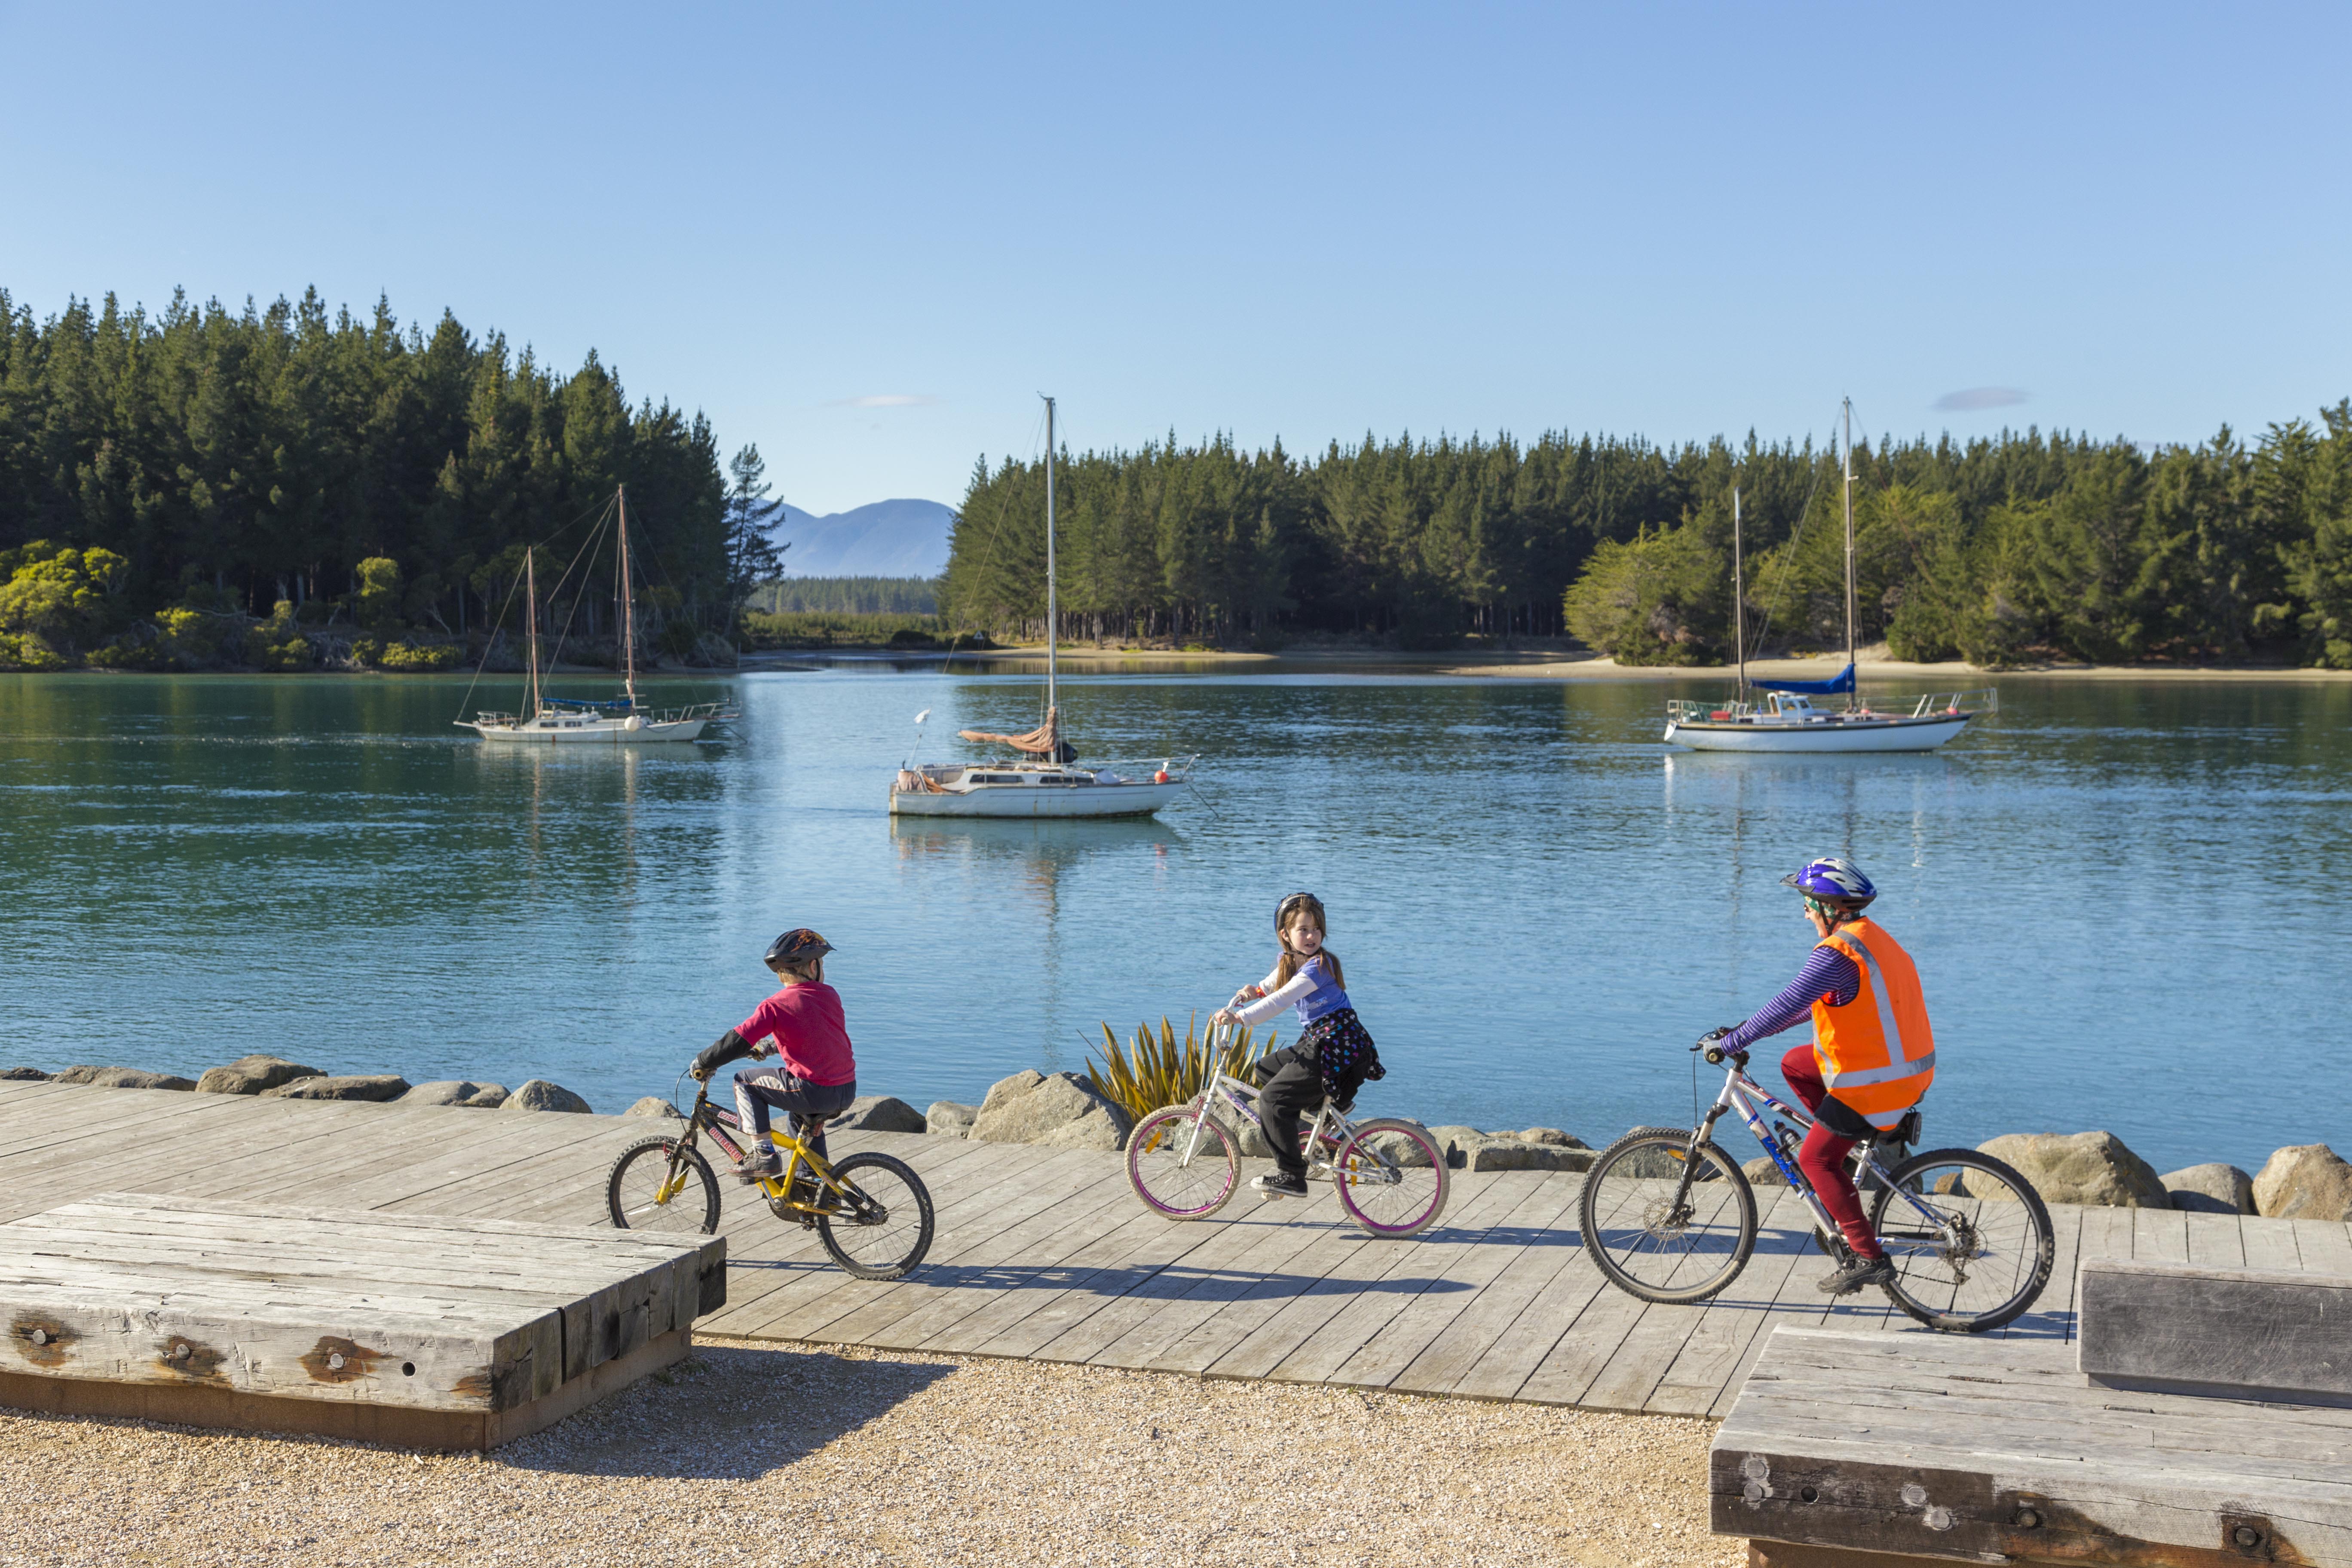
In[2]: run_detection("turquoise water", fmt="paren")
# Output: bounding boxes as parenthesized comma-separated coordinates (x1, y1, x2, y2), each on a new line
(2, 666, 2346, 1178)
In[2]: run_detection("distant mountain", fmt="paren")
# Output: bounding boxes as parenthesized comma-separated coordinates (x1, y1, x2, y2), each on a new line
(773, 499, 954, 578)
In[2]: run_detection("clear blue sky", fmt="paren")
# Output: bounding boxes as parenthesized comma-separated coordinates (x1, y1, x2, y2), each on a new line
(5, 1, 2346, 514)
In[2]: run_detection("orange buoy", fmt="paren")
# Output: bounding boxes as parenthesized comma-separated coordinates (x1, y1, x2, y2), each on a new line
(1154, 769, 1170, 784)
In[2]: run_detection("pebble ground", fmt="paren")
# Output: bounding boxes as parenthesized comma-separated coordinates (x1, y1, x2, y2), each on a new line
(1, 1338, 1738, 1568)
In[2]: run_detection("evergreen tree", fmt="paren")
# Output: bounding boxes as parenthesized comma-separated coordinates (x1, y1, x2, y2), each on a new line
(722, 443, 785, 600)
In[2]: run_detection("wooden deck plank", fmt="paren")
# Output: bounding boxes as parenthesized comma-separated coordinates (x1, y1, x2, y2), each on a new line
(2131, 1202, 2191, 1265)
(1320, 1176, 1580, 1392)
(1642, 1187, 1822, 1415)
(2180, 1207, 2246, 1269)
(1382, 1178, 1594, 1400)
(2240, 1212, 2304, 1271)
(941, 1204, 1225, 1359)
(1254, 1172, 1542, 1387)
(2287, 1217, 2352, 1275)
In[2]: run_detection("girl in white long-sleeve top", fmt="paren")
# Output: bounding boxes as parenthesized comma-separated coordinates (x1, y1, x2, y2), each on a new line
(1213, 891, 1380, 1198)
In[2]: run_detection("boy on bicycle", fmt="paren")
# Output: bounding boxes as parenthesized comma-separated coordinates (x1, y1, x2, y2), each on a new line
(690, 928, 858, 1188)
(1709, 858, 1936, 1295)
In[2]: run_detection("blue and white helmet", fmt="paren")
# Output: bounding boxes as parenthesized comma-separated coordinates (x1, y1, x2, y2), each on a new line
(1781, 857, 1876, 908)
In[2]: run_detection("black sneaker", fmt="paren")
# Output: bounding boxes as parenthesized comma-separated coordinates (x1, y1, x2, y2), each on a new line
(1251, 1172, 1308, 1199)
(734, 1148, 780, 1185)
(1817, 1254, 1896, 1295)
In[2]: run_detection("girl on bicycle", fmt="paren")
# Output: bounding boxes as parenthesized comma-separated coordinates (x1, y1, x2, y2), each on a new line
(1212, 892, 1381, 1199)
(690, 928, 858, 1186)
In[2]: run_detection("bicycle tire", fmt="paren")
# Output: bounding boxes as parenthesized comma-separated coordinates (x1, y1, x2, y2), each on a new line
(1332, 1118, 1450, 1238)
(818, 1151, 934, 1280)
(1579, 1125, 1758, 1305)
(1868, 1147, 2054, 1333)
(606, 1136, 721, 1236)
(1127, 1105, 1240, 1220)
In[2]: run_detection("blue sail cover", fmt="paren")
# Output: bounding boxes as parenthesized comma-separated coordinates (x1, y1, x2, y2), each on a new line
(1750, 663, 1854, 696)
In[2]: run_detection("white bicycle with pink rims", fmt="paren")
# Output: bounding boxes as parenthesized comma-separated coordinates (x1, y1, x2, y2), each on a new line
(1124, 1025, 1450, 1239)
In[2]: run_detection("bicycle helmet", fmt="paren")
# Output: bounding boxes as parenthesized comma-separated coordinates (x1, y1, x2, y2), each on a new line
(1781, 857, 1876, 909)
(1275, 891, 1326, 933)
(763, 928, 834, 966)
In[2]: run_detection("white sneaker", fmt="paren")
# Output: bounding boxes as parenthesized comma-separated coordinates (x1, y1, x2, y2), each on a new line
(1251, 1172, 1308, 1199)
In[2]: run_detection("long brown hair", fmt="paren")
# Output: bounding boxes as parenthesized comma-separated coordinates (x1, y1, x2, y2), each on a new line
(1274, 893, 1344, 992)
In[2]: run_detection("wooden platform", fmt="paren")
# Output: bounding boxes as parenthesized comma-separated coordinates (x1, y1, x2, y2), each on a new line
(1714, 1326, 2352, 1566)
(0, 1189, 721, 1449)
(4, 1081, 2349, 1421)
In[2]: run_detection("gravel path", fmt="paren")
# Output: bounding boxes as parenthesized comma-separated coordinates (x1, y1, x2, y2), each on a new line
(2, 1338, 1738, 1568)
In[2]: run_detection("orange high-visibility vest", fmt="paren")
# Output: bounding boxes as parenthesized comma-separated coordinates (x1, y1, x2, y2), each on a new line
(1810, 919, 1936, 1129)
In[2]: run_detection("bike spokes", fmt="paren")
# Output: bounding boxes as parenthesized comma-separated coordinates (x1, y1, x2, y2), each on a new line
(1579, 1126, 1758, 1305)
(1867, 1149, 2054, 1333)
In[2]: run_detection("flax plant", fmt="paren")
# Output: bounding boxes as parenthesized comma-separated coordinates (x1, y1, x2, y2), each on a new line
(1087, 1013, 1277, 1123)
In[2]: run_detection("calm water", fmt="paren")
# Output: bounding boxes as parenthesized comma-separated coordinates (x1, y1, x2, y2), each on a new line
(2, 666, 2347, 1177)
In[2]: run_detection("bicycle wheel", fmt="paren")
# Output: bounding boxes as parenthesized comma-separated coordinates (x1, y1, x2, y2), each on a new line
(1579, 1125, 1757, 1304)
(1869, 1148, 2054, 1333)
(1333, 1119, 1450, 1238)
(1127, 1105, 1240, 1220)
(818, 1151, 934, 1280)
(606, 1136, 720, 1235)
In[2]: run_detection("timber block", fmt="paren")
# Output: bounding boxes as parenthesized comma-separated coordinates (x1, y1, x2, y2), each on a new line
(2078, 1257, 2352, 1405)
(0, 1192, 725, 1450)
(1712, 1325, 2352, 1567)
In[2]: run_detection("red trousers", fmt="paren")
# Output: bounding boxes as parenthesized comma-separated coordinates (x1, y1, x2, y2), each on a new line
(1780, 1045, 1884, 1259)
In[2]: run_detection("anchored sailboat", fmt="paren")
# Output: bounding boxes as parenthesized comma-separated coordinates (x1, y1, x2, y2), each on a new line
(456, 487, 735, 744)
(890, 396, 1187, 818)
(1663, 401, 1993, 753)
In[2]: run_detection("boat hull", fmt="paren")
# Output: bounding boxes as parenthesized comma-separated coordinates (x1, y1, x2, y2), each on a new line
(1664, 713, 1974, 753)
(461, 719, 710, 743)
(888, 781, 1182, 818)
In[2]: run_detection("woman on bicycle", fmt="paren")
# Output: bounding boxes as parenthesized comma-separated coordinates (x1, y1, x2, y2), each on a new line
(690, 928, 857, 1187)
(1713, 858, 1936, 1296)
(1212, 892, 1381, 1200)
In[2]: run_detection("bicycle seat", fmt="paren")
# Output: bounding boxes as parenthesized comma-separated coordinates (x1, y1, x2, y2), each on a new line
(1872, 1109, 1922, 1149)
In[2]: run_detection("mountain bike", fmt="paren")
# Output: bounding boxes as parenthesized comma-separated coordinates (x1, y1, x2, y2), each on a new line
(605, 1067, 934, 1280)
(1125, 1028, 1449, 1239)
(1577, 1040, 2053, 1332)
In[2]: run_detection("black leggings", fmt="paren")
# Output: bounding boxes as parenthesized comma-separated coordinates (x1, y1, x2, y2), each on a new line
(734, 1069, 856, 1161)
(1256, 1056, 1325, 1180)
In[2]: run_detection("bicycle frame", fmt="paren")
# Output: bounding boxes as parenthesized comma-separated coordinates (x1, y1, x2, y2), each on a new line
(1172, 1069, 1390, 1183)
(664, 1081, 856, 1215)
(1694, 1060, 1955, 1252)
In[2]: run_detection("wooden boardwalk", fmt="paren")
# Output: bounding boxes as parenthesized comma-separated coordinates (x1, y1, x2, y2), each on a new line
(6, 1080, 2348, 1418)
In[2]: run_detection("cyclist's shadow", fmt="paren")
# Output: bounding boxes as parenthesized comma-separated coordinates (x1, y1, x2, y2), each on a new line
(493, 1344, 956, 1481)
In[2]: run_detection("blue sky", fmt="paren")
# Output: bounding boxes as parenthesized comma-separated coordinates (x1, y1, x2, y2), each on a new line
(4, 1, 2346, 513)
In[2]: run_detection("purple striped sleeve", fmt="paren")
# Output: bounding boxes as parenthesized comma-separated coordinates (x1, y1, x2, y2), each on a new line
(1725, 945, 1860, 1055)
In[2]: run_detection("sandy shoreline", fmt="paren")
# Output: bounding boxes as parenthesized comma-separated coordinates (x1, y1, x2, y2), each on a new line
(901, 645, 2352, 683)
(1, 1337, 1733, 1568)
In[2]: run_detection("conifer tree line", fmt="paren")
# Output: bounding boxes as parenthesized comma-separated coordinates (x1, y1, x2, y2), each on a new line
(0, 286, 761, 669)
(944, 407, 2352, 667)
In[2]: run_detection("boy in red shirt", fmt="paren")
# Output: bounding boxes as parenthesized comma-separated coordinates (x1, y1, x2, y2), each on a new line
(690, 929, 858, 1185)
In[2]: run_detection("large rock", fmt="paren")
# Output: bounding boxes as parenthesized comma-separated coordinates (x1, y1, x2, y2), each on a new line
(55, 1065, 196, 1091)
(2161, 1162, 2255, 1215)
(2252, 1144, 2352, 1221)
(402, 1080, 511, 1109)
(500, 1078, 594, 1114)
(832, 1095, 927, 1134)
(196, 1054, 322, 1095)
(624, 1095, 684, 1119)
(1976, 1131, 2167, 1208)
(970, 1070, 1133, 1152)
(1354, 1124, 1436, 1168)
(261, 1074, 410, 1102)
(926, 1100, 977, 1138)
(1428, 1125, 1593, 1173)
(2, 1067, 51, 1081)
(1744, 1155, 1789, 1188)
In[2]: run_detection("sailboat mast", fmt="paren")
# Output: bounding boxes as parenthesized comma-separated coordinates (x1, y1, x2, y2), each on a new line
(524, 546, 540, 718)
(1732, 486, 1746, 695)
(617, 485, 637, 708)
(1842, 398, 1857, 706)
(1043, 395, 1057, 717)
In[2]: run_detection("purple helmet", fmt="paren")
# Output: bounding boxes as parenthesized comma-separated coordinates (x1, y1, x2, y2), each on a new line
(1781, 857, 1876, 908)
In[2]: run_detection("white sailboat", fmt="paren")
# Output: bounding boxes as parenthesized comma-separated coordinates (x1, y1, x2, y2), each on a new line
(1663, 401, 1994, 754)
(457, 488, 735, 744)
(891, 396, 1188, 818)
